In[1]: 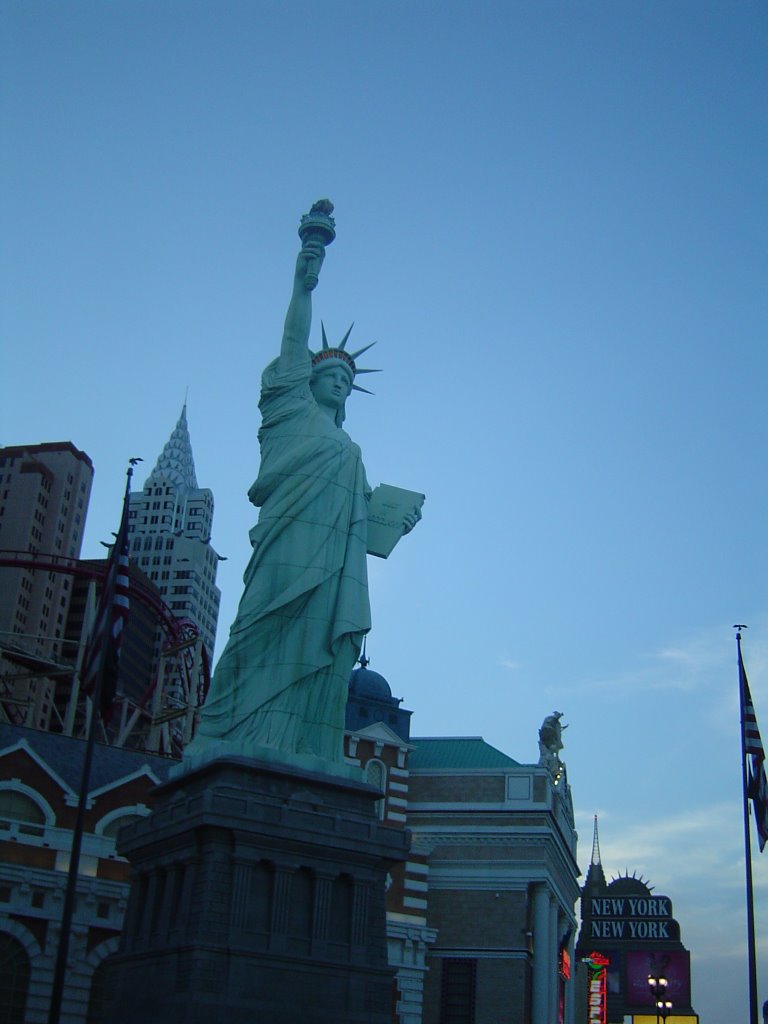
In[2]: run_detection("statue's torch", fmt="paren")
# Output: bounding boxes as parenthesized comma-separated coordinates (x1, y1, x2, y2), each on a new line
(298, 199, 336, 291)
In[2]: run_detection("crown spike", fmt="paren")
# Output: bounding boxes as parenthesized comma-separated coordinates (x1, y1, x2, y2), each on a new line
(351, 383, 375, 395)
(349, 340, 377, 361)
(321, 322, 330, 350)
(338, 323, 355, 350)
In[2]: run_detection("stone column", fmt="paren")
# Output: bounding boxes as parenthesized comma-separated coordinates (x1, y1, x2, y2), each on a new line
(531, 884, 551, 1024)
(270, 864, 294, 953)
(174, 855, 199, 940)
(312, 872, 334, 952)
(230, 858, 251, 932)
(547, 897, 559, 1022)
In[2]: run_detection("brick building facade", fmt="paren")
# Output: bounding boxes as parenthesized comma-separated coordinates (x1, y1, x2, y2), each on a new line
(1, 665, 580, 1024)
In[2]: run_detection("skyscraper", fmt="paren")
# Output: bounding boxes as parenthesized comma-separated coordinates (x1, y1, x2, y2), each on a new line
(126, 405, 221, 664)
(0, 442, 93, 660)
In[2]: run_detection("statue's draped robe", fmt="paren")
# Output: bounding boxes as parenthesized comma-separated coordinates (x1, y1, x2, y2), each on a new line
(187, 353, 371, 762)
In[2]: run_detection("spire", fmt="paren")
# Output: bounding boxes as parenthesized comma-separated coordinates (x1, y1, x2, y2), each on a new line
(591, 814, 602, 866)
(581, 814, 607, 897)
(146, 403, 198, 492)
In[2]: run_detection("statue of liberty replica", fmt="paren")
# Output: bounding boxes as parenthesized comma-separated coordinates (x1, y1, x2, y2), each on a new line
(102, 204, 420, 1024)
(185, 199, 421, 771)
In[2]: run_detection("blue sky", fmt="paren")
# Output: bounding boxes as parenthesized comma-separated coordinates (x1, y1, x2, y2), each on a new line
(2, 2, 766, 1019)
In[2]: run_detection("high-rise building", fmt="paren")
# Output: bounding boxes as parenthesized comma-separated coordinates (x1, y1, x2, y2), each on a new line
(126, 405, 221, 664)
(0, 442, 93, 661)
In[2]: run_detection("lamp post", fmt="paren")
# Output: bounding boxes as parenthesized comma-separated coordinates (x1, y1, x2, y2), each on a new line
(658, 998, 673, 1021)
(648, 975, 668, 1024)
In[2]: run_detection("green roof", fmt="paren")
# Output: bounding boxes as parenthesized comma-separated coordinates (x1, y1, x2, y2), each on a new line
(408, 737, 519, 770)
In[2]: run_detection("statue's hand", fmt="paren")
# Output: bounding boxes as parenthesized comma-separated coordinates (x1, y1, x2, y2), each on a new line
(295, 241, 325, 291)
(402, 506, 422, 535)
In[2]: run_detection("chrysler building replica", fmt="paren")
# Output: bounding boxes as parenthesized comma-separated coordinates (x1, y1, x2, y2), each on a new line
(126, 404, 222, 664)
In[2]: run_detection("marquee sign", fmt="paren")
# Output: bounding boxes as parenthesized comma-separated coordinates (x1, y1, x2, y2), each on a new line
(588, 895, 680, 942)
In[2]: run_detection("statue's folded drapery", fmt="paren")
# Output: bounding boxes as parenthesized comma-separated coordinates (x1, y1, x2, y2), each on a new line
(186, 351, 371, 763)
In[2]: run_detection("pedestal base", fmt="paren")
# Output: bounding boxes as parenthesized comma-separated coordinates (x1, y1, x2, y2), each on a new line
(101, 756, 408, 1023)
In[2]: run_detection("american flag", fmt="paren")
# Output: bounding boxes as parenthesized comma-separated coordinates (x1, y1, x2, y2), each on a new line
(740, 648, 768, 852)
(82, 472, 132, 723)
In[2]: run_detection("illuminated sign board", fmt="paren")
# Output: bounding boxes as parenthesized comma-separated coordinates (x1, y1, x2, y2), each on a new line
(589, 895, 680, 941)
(584, 952, 609, 1024)
(625, 950, 691, 1008)
(559, 948, 571, 980)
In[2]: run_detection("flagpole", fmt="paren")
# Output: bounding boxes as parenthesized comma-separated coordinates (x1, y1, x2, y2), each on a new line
(47, 463, 136, 1024)
(736, 626, 759, 1024)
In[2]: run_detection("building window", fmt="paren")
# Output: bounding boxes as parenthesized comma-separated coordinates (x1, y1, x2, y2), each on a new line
(101, 813, 144, 840)
(365, 760, 387, 820)
(86, 958, 109, 1024)
(0, 933, 30, 1024)
(0, 790, 46, 836)
(440, 959, 477, 1024)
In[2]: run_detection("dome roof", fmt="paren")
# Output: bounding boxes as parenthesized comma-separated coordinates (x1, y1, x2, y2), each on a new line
(349, 666, 393, 702)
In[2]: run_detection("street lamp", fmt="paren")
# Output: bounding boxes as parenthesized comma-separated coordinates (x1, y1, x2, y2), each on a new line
(648, 975, 668, 1024)
(657, 999, 673, 1021)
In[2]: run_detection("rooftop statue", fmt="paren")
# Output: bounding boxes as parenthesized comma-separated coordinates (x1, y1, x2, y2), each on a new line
(184, 202, 422, 773)
(538, 710, 568, 770)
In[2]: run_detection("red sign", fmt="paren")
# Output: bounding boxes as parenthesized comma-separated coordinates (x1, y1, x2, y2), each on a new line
(559, 948, 572, 980)
(585, 952, 609, 1024)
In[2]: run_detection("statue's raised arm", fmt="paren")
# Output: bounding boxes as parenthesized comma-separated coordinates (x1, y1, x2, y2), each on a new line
(279, 199, 336, 371)
(279, 241, 325, 371)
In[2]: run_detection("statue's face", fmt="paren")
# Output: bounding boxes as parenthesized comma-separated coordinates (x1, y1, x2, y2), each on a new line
(310, 365, 353, 411)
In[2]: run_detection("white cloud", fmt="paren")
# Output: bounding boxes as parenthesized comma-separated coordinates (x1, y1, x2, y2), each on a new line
(498, 656, 520, 671)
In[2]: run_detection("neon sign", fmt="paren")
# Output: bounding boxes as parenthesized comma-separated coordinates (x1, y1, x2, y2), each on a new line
(584, 951, 610, 1024)
(559, 948, 571, 980)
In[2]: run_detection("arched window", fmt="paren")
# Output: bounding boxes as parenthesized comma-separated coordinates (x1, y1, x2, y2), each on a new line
(366, 759, 385, 791)
(101, 814, 144, 840)
(0, 932, 30, 1024)
(0, 790, 46, 837)
(86, 958, 108, 1024)
(365, 760, 387, 820)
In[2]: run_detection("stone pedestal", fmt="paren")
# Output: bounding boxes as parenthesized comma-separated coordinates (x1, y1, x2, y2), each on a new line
(101, 756, 408, 1023)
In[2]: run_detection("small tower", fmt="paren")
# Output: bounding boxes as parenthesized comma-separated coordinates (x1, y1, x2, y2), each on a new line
(126, 404, 222, 663)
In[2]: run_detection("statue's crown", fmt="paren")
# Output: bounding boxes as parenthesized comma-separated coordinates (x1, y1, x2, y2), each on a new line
(311, 323, 380, 394)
